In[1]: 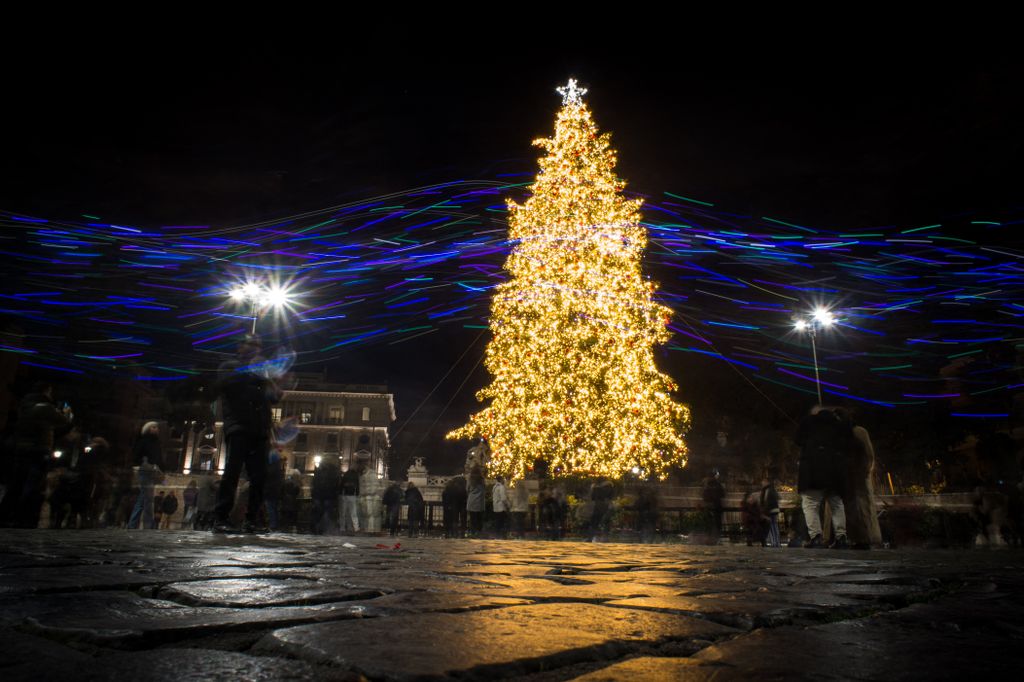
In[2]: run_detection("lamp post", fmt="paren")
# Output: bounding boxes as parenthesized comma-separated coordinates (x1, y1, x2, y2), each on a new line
(228, 282, 290, 333)
(794, 307, 835, 406)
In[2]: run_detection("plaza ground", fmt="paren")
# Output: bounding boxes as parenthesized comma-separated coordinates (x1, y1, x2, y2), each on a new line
(1, 529, 1021, 680)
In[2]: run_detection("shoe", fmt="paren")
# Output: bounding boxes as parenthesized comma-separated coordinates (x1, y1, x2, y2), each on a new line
(242, 521, 269, 534)
(212, 521, 239, 534)
(829, 535, 849, 550)
(805, 534, 824, 549)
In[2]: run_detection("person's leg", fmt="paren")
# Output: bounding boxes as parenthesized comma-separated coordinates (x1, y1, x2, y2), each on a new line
(244, 437, 268, 526)
(215, 434, 246, 525)
(827, 491, 847, 541)
(802, 490, 824, 544)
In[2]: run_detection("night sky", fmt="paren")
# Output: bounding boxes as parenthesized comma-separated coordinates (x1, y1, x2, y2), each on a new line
(3, 29, 1022, 473)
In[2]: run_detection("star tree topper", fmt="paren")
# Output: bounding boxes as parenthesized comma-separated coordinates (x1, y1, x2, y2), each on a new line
(556, 78, 587, 106)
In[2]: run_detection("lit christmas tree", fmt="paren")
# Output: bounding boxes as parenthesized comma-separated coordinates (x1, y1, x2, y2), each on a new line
(448, 79, 690, 481)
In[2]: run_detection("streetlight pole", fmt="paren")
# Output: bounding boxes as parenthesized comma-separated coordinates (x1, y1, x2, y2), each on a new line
(794, 308, 835, 407)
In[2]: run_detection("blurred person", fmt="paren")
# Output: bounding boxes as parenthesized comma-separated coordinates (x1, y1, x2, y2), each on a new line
(796, 406, 851, 549)
(405, 480, 425, 537)
(1, 382, 73, 528)
(128, 422, 163, 530)
(491, 476, 509, 538)
(339, 460, 362, 533)
(213, 334, 281, 533)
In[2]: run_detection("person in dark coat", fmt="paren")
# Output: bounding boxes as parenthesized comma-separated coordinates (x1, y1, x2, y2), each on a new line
(160, 491, 178, 529)
(213, 334, 281, 533)
(51, 436, 107, 529)
(311, 457, 340, 534)
(405, 481, 425, 537)
(442, 475, 467, 538)
(796, 405, 851, 549)
(128, 421, 163, 530)
(701, 469, 725, 545)
(635, 483, 660, 543)
(1, 382, 73, 528)
(382, 481, 403, 536)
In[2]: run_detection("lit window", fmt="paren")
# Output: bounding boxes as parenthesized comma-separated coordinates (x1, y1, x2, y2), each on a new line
(361, 407, 370, 421)
(329, 406, 344, 423)
(301, 412, 312, 424)
(271, 407, 282, 422)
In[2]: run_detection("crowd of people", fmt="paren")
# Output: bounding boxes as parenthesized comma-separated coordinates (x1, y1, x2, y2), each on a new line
(3, 333, 1017, 545)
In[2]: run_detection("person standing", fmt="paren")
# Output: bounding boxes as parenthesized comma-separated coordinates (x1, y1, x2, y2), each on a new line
(213, 334, 281, 534)
(442, 475, 467, 538)
(491, 476, 510, 538)
(701, 469, 725, 545)
(405, 481, 425, 537)
(837, 409, 882, 549)
(509, 478, 530, 539)
(760, 470, 782, 548)
(796, 406, 851, 549)
(382, 481, 403, 536)
(311, 457, 340, 535)
(466, 465, 486, 537)
(181, 480, 198, 529)
(2, 382, 73, 528)
(128, 421, 163, 530)
(339, 461, 362, 534)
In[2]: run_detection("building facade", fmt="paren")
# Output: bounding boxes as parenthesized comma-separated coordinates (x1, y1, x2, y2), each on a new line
(181, 372, 395, 479)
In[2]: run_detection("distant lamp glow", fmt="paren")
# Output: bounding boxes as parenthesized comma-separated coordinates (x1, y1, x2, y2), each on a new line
(813, 308, 835, 326)
(313, 455, 322, 468)
(227, 280, 296, 332)
(631, 466, 641, 475)
(794, 319, 808, 332)
(263, 287, 290, 308)
(53, 450, 63, 459)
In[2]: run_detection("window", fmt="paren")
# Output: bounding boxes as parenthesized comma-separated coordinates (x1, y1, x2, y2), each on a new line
(328, 405, 344, 424)
(295, 433, 308, 451)
(326, 433, 338, 451)
(271, 407, 282, 422)
(293, 454, 307, 472)
(361, 407, 370, 421)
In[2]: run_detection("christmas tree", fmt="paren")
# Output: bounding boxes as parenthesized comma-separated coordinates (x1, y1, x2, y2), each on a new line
(448, 79, 690, 481)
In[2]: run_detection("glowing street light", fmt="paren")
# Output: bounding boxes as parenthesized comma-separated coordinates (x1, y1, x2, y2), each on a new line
(228, 281, 293, 333)
(793, 307, 836, 406)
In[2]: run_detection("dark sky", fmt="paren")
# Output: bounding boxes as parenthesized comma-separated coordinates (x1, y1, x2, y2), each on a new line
(4, 28, 1022, 472)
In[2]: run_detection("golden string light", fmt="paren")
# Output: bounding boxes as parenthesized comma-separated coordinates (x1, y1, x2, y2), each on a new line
(448, 80, 690, 481)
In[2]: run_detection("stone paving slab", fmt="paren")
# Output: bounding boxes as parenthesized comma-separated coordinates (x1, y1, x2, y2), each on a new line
(157, 577, 385, 607)
(0, 529, 1022, 680)
(568, 656, 722, 681)
(6, 590, 379, 647)
(255, 603, 734, 679)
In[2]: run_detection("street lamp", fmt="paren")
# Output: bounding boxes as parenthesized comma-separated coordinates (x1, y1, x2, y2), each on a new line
(793, 307, 836, 406)
(229, 282, 292, 333)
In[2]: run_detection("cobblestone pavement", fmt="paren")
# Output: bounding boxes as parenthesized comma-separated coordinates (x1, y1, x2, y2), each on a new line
(1, 530, 1021, 680)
